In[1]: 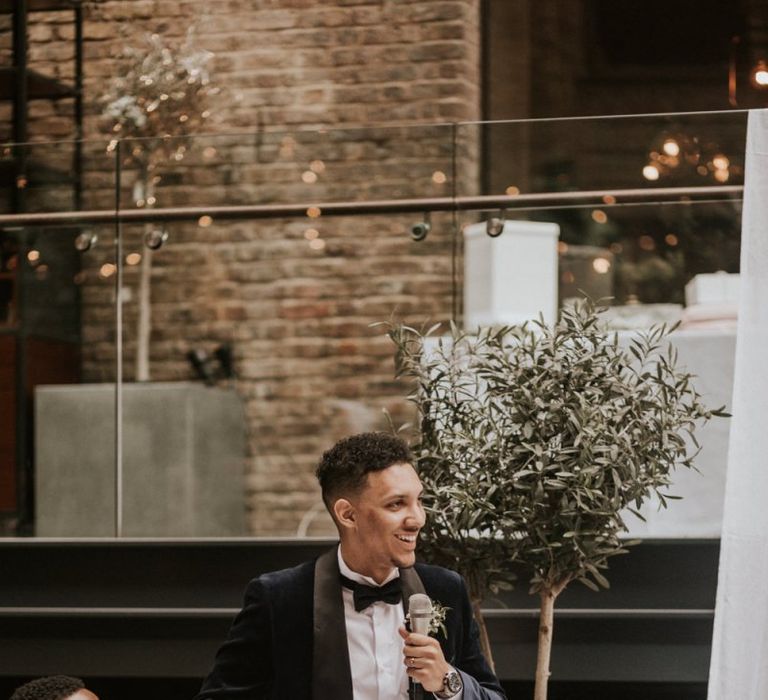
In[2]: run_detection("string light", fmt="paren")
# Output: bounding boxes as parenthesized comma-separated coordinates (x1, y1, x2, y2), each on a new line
(642, 164, 660, 181)
(638, 235, 656, 251)
(662, 139, 680, 157)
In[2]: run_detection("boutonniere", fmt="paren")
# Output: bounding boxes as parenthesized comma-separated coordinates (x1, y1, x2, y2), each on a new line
(407, 599, 451, 638)
(428, 600, 450, 638)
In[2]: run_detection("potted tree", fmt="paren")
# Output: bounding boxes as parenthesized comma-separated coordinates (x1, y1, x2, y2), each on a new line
(386, 299, 726, 698)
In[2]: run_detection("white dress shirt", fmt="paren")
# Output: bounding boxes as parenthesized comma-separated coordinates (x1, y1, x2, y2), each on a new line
(337, 547, 464, 700)
(338, 547, 409, 700)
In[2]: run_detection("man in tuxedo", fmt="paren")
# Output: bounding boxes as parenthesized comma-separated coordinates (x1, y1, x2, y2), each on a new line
(196, 432, 506, 700)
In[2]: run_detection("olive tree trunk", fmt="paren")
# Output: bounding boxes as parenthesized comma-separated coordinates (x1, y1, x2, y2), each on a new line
(534, 582, 567, 700)
(470, 597, 495, 674)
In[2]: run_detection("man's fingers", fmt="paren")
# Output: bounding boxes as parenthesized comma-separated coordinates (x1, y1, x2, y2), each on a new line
(403, 642, 439, 658)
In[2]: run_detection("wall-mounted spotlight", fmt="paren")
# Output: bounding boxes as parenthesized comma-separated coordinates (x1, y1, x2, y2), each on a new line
(486, 211, 506, 238)
(187, 343, 236, 385)
(144, 228, 169, 250)
(410, 213, 431, 241)
(74, 231, 98, 252)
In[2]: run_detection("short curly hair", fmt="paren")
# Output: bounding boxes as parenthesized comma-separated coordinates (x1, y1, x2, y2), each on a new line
(316, 432, 413, 512)
(10, 676, 85, 700)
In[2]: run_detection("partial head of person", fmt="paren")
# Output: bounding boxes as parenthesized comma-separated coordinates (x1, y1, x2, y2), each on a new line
(316, 432, 425, 583)
(10, 676, 98, 700)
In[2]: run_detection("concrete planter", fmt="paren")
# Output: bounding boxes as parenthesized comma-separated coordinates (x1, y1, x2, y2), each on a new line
(34, 382, 247, 537)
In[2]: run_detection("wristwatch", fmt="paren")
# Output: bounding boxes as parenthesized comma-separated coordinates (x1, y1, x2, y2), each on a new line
(434, 668, 463, 698)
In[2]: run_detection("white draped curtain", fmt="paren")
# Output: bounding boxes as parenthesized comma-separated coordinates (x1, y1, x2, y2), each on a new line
(708, 109, 768, 698)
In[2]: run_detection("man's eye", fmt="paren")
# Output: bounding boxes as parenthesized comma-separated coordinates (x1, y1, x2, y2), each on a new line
(388, 501, 403, 509)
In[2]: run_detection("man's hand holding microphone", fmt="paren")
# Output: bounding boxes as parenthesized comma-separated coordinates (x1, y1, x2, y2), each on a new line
(400, 593, 463, 698)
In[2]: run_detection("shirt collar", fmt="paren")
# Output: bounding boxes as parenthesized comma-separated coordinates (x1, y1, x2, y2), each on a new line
(337, 544, 399, 587)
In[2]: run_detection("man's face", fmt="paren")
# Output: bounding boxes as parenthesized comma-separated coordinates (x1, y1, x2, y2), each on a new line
(347, 462, 426, 579)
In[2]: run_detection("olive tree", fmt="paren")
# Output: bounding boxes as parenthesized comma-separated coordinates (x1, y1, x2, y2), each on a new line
(386, 300, 726, 698)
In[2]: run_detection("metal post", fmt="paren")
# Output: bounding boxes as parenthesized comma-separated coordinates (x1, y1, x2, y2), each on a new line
(114, 141, 123, 538)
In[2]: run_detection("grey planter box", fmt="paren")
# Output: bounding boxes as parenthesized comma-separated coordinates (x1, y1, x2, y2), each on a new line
(35, 382, 247, 537)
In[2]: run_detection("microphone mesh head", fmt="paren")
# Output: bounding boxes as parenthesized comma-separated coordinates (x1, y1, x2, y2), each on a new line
(409, 593, 433, 615)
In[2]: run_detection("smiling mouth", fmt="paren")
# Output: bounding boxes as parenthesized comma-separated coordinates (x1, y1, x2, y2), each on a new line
(395, 534, 418, 543)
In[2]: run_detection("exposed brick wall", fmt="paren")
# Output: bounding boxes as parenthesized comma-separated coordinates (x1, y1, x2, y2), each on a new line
(1, 1, 483, 535)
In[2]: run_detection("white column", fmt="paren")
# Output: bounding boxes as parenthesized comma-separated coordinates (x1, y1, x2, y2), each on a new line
(708, 109, 768, 699)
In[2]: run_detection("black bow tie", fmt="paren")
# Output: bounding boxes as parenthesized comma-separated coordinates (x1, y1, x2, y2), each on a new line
(340, 574, 403, 612)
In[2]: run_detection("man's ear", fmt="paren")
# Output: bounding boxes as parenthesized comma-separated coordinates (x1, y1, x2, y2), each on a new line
(333, 497, 356, 530)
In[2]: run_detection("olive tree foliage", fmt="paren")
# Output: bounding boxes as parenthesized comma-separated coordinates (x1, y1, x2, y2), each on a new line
(385, 300, 726, 692)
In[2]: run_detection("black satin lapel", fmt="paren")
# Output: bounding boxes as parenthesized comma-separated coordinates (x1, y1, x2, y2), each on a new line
(312, 548, 353, 700)
(399, 566, 426, 618)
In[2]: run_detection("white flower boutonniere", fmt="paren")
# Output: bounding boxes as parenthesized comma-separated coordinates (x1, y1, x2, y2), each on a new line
(428, 600, 450, 638)
(407, 600, 451, 638)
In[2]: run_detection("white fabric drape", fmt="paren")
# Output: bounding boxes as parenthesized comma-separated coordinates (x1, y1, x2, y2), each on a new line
(708, 109, 768, 699)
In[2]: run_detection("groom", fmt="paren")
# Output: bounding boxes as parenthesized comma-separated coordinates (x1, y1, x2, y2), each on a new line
(195, 432, 506, 699)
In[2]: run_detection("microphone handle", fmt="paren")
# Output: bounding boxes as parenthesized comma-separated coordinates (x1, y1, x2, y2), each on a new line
(406, 619, 425, 700)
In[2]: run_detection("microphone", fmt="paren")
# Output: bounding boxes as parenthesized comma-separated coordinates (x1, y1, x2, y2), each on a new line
(408, 593, 433, 635)
(408, 594, 433, 700)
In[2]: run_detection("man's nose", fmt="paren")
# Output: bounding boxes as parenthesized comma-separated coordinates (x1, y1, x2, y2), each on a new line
(406, 502, 426, 527)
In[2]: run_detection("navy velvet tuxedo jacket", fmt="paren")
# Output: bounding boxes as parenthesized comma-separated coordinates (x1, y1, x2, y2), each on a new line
(196, 548, 506, 700)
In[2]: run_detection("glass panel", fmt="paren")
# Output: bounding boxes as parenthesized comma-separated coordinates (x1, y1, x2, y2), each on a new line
(456, 112, 746, 539)
(0, 139, 119, 537)
(116, 124, 456, 211)
(113, 125, 458, 537)
(0, 139, 83, 215)
(0, 113, 749, 538)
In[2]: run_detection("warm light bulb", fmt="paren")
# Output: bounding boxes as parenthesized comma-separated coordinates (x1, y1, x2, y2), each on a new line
(638, 235, 656, 251)
(712, 154, 730, 170)
(592, 257, 611, 274)
(662, 139, 680, 157)
(752, 61, 768, 87)
(432, 171, 447, 184)
(642, 164, 660, 181)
